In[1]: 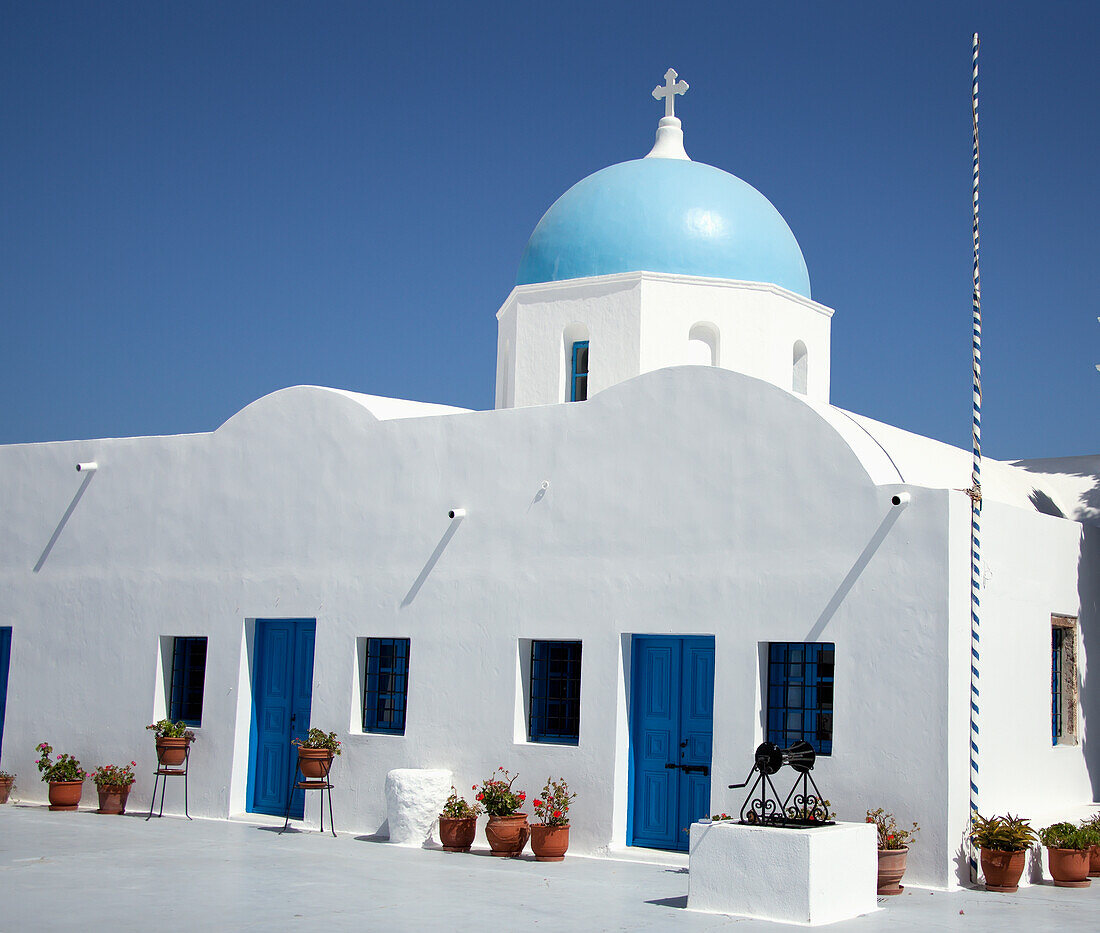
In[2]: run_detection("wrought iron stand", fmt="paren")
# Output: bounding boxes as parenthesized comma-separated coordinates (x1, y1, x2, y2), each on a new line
(146, 742, 192, 821)
(280, 755, 335, 837)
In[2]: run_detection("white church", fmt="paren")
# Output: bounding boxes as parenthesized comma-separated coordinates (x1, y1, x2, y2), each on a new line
(0, 71, 1096, 890)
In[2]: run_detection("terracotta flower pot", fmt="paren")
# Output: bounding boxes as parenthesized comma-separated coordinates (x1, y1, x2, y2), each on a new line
(0, 776, 13, 805)
(439, 816, 477, 852)
(1089, 845, 1100, 879)
(980, 848, 1027, 892)
(297, 748, 334, 780)
(155, 737, 190, 767)
(485, 813, 529, 857)
(96, 784, 131, 815)
(1047, 847, 1091, 888)
(530, 823, 570, 862)
(48, 780, 84, 811)
(877, 846, 908, 895)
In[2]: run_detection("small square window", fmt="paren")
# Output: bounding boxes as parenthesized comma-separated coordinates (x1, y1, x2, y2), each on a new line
(169, 637, 207, 727)
(529, 640, 581, 744)
(363, 638, 410, 735)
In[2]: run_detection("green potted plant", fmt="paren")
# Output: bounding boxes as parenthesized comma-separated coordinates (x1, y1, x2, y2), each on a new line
(439, 786, 482, 852)
(476, 767, 528, 857)
(867, 808, 919, 895)
(291, 728, 341, 779)
(1084, 813, 1100, 879)
(0, 770, 14, 805)
(969, 813, 1037, 892)
(1039, 822, 1100, 887)
(92, 761, 137, 815)
(530, 777, 577, 861)
(35, 742, 87, 811)
(146, 720, 196, 767)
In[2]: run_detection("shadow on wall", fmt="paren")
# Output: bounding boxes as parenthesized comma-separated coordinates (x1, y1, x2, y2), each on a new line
(33, 471, 95, 572)
(1079, 521, 1100, 801)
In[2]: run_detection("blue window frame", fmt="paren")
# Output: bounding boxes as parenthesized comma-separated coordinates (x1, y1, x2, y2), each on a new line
(1052, 626, 1064, 745)
(570, 341, 589, 402)
(530, 640, 582, 743)
(169, 636, 207, 727)
(766, 642, 834, 755)
(363, 638, 410, 734)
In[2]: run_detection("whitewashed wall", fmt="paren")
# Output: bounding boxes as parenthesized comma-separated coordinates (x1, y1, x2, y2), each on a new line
(0, 366, 1090, 890)
(495, 272, 833, 408)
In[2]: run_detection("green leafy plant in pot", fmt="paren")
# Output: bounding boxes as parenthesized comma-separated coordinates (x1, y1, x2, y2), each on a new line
(439, 786, 482, 852)
(476, 767, 528, 857)
(0, 770, 14, 805)
(867, 808, 920, 895)
(1039, 822, 1100, 888)
(291, 728, 341, 779)
(92, 761, 137, 815)
(1083, 813, 1100, 879)
(969, 813, 1037, 892)
(146, 720, 196, 767)
(36, 742, 87, 811)
(530, 777, 577, 862)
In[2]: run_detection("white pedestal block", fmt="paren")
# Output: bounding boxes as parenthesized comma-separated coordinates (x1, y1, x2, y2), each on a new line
(687, 820, 878, 926)
(384, 768, 453, 846)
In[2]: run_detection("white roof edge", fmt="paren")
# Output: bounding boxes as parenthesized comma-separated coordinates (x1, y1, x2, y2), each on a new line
(307, 386, 474, 420)
(496, 271, 834, 320)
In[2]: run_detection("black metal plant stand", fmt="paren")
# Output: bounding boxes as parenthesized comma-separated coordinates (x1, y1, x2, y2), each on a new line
(280, 754, 335, 837)
(146, 741, 192, 821)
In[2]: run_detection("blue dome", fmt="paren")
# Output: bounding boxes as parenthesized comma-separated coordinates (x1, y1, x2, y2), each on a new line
(516, 158, 810, 298)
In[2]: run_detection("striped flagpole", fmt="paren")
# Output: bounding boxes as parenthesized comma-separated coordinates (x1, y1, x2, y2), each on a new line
(968, 31, 983, 882)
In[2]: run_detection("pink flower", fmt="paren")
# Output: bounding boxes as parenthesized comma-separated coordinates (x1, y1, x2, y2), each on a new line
(131, 761, 136, 766)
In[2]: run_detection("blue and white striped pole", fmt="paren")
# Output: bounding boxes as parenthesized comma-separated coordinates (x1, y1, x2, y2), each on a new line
(968, 31, 983, 883)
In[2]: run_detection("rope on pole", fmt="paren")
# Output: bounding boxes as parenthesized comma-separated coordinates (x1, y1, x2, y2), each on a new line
(968, 31, 983, 884)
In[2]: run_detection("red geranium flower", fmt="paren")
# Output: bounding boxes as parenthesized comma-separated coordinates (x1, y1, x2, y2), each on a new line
(553, 811, 562, 819)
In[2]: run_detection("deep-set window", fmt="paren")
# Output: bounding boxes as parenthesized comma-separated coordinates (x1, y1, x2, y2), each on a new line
(766, 642, 834, 755)
(529, 640, 582, 744)
(169, 636, 207, 727)
(570, 341, 589, 402)
(1052, 616, 1078, 746)
(363, 638, 410, 735)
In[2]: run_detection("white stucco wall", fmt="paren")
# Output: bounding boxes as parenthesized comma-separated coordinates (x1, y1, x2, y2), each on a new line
(495, 272, 833, 408)
(0, 367, 1091, 890)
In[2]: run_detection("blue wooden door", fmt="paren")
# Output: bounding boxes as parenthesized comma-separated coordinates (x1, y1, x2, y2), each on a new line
(249, 619, 316, 818)
(629, 635, 714, 851)
(0, 628, 11, 761)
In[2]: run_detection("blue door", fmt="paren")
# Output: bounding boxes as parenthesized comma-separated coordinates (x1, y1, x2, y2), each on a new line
(629, 635, 714, 851)
(249, 619, 316, 818)
(0, 628, 11, 761)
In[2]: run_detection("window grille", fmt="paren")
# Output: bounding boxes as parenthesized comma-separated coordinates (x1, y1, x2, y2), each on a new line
(530, 640, 582, 743)
(363, 638, 410, 734)
(766, 642, 834, 755)
(169, 636, 207, 727)
(1052, 627, 1064, 744)
(570, 341, 589, 402)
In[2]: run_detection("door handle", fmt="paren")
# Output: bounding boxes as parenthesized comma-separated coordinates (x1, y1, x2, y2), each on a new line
(665, 762, 710, 777)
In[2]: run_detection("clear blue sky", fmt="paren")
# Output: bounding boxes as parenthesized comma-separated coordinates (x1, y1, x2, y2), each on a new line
(1, 1, 1096, 458)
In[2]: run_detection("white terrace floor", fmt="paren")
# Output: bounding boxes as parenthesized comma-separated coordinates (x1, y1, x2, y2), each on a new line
(2, 805, 1099, 932)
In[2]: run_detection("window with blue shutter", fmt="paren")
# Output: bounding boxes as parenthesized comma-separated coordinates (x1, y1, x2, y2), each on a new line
(363, 638, 410, 734)
(530, 640, 582, 743)
(570, 341, 589, 402)
(766, 642, 834, 755)
(169, 636, 207, 727)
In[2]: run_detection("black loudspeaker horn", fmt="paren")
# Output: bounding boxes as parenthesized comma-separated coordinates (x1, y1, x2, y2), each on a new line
(784, 740, 816, 774)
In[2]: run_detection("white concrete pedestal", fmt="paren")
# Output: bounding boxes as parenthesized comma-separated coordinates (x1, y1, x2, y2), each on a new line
(384, 768, 452, 847)
(687, 820, 878, 926)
